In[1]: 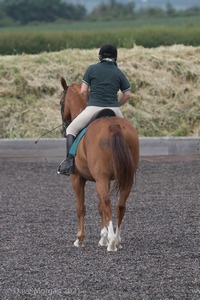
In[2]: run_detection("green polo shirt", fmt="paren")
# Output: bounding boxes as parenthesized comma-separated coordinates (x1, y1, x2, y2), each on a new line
(82, 60, 131, 107)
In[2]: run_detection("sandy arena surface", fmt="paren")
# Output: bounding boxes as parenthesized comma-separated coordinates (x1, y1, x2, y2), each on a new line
(0, 157, 200, 299)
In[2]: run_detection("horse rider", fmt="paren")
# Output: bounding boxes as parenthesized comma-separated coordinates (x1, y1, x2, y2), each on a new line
(58, 44, 131, 176)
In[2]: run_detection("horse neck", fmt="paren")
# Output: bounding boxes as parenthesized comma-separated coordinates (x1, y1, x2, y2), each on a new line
(67, 85, 87, 120)
(70, 101, 86, 120)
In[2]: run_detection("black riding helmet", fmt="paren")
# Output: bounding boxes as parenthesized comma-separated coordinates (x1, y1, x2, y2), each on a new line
(99, 44, 117, 61)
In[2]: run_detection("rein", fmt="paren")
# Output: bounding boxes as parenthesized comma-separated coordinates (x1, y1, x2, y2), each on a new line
(34, 124, 63, 144)
(60, 89, 71, 136)
(35, 89, 71, 144)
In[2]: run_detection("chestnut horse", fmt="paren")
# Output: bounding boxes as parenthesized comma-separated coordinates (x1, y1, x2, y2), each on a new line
(60, 77, 139, 251)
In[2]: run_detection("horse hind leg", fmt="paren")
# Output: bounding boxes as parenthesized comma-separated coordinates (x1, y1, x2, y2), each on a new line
(107, 220, 117, 252)
(96, 180, 117, 251)
(115, 188, 131, 249)
(98, 201, 108, 247)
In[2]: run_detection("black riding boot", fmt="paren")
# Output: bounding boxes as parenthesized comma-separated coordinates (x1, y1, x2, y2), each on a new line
(57, 134, 75, 175)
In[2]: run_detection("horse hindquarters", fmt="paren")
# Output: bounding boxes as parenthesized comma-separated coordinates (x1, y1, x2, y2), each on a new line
(96, 122, 138, 251)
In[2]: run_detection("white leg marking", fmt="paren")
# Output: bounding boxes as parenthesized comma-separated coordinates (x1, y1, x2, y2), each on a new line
(99, 227, 108, 246)
(107, 221, 117, 252)
(74, 239, 84, 248)
(115, 226, 122, 249)
(74, 239, 80, 247)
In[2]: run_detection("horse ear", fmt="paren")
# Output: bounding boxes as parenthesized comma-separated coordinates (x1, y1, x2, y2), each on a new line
(60, 77, 68, 91)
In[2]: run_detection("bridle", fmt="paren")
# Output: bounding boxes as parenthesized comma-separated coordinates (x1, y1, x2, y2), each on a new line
(60, 89, 71, 136)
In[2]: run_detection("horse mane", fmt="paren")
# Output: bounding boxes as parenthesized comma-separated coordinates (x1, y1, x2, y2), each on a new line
(60, 78, 86, 121)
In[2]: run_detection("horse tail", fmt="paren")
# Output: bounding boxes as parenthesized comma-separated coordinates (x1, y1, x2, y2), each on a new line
(109, 123, 135, 194)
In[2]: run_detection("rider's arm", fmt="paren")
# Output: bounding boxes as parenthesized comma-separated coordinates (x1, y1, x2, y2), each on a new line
(81, 82, 89, 102)
(118, 90, 131, 106)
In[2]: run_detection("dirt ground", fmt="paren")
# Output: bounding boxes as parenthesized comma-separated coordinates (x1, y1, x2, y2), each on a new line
(0, 156, 200, 300)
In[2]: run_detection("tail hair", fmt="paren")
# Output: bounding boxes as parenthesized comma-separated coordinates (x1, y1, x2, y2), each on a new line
(110, 124, 134, 194)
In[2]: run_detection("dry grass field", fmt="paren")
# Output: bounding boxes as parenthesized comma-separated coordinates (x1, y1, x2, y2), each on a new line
(0, 45, 200, 138)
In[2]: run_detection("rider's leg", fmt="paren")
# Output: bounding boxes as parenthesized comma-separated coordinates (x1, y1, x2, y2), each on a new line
(58, 107, 97, 176)
(57, 134, 75, 175)
(67, 106, 101, 136)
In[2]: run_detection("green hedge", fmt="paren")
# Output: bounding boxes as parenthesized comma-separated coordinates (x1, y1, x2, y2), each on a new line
(1, 26, 200, 55)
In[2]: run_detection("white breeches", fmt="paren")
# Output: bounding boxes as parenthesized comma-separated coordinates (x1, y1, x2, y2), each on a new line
(66, 106, 123, 137)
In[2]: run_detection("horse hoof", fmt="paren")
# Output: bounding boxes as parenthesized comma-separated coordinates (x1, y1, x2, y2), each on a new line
(107, 240, 117, 252)
(98, 237, 108, 247)
(74, 239, 84, 247)
(74, 240, 79, 247)
(107, 245, 117, 252)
